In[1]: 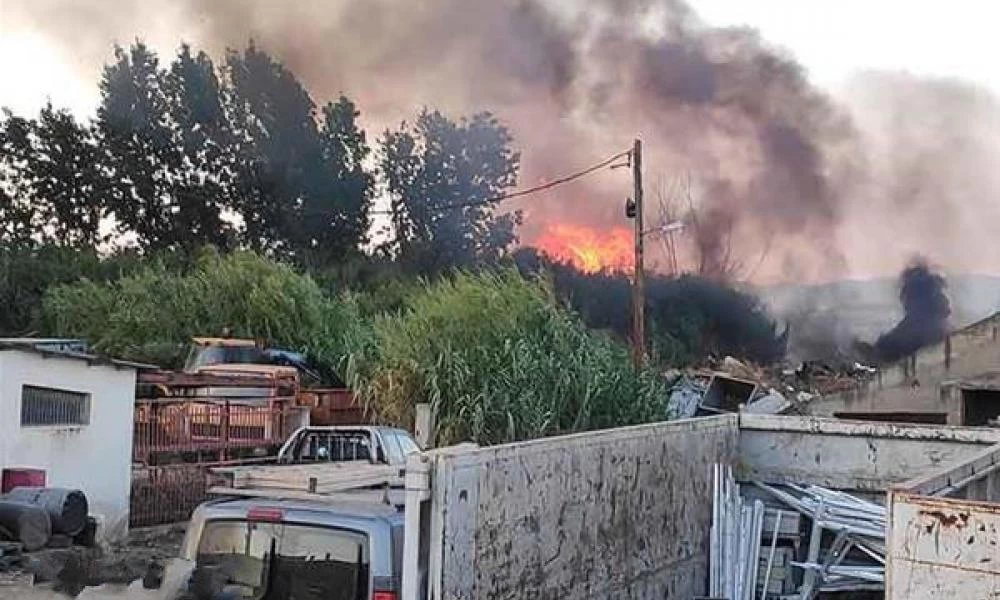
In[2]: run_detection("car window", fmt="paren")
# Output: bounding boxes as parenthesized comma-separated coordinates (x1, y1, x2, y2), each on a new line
(296, 431, 372, 462)
(395, 431, 421, 456)
(380, 431, 405, 465)
(197, 519, 369, 600)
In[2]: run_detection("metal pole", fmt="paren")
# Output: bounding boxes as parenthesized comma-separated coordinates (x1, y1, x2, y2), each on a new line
(761, 510, 783, 600)
(632, 138, 645, 369)
(402, 453, 431, 600)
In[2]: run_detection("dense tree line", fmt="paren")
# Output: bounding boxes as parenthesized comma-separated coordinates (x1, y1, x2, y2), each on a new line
(0, 38, 786, 374)
(0, 41, 518, 269)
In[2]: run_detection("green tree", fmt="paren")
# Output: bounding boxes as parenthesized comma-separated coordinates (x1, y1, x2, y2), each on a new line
(225, 43, 323, 255)
(41, 249, 360, 370)
(225, 45, 373, 262)
(381, 109, 521, 274)
(31, 104, 107, 247)
(96, 42, 179, 250)
(298, 96, 373, 266)
(164, 44, 237, 250)
(0, 111, 38, 246)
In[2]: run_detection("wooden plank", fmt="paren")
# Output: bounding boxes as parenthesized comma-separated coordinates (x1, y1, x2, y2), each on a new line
(208, 486, 404, 508)
(212, 462, 403, 494)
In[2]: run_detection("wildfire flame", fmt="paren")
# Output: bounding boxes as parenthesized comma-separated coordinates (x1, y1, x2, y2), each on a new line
(533, 224, 633, 273)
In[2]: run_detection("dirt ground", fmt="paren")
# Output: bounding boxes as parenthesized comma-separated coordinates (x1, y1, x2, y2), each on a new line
(0, 524, 186, 599)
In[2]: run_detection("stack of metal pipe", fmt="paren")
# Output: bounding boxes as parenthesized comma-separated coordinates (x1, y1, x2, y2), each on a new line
(755, 482, 885, 599)
(710, 464, 765, 600)
(709, 464, 886, 600)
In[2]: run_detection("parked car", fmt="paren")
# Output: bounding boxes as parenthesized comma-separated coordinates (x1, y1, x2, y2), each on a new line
(179, 496, 423, 599)
(277, 426, 421, 467)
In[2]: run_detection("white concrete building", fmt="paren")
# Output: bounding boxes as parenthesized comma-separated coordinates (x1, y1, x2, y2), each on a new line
(0, 339, 146, 542)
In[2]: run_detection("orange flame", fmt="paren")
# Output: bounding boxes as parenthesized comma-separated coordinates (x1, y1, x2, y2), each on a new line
(533, 224, 633, 273)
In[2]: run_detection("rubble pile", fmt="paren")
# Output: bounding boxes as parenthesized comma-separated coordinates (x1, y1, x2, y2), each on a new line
(0, 525, 184, 598)
(666, 356, 877, 419)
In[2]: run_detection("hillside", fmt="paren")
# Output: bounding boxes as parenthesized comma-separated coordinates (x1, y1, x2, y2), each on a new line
(756, 274, 1000, 360)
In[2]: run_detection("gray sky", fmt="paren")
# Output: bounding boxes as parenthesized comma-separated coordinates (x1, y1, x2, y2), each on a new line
(2, 0, 998, 116)
(695, 0, 999, 92)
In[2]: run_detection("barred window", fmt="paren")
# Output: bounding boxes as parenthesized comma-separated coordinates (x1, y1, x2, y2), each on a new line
(20, 385, 90, 427)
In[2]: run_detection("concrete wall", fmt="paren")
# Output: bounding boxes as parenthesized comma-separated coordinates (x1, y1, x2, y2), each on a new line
(805, 380, 964, 424)
(428, 415, 740, 600)
(0, 350, 136, 542)
(737, 414, 1000, 494)
(804, 312, 1000, 422)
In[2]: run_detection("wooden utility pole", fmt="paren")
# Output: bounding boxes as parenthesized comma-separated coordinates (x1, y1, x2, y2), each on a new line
(631, 138, 645, 369)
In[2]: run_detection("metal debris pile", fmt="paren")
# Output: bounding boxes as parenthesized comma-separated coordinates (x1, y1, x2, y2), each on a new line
(711, 465, 886, 599)
(667, 356, 878, 419)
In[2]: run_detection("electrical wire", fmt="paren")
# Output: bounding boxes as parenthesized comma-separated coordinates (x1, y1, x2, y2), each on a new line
(369, 148, 632, 216)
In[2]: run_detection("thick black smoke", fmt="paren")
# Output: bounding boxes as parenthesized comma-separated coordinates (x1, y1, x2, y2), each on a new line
(4, 0, 858, 281)
(12, 0, 1000, 283)
(874, 259, 951, 363)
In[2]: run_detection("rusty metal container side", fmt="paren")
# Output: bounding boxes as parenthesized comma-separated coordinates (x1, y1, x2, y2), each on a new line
(886, 435, 1000, 598)
(298, 388, 365, 426)
(132, 399, 305, 465)
(887, 492, 1000, 599)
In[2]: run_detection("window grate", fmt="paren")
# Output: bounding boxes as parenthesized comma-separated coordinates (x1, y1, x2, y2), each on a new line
(21, 385, 90, 427)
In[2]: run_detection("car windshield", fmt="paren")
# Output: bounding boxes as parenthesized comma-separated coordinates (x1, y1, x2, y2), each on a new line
(186, 345, 267, 371)
(395, 432, 421, 456)
(196, 519, 369, 600)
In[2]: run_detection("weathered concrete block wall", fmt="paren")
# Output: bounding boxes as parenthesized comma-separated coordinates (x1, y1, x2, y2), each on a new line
(429, 415, 739, 600)
(737, 415, 1000, 494)
(803, 312, 1000, 421)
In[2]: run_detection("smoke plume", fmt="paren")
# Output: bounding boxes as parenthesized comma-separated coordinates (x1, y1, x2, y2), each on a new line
(6, 0, 1000, 283)
(873, 259, 951, 363)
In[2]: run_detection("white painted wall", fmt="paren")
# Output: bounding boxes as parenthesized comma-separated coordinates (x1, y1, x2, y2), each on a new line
(0, 349, 136, 542)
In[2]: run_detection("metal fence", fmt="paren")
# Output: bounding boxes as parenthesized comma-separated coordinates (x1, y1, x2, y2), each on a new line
(133, 399, 307, 465)
(129, 460, 276, 527)
(130, 463, 213, 527)
(131, 399, 308, 527)
(129, 394, 371, 526)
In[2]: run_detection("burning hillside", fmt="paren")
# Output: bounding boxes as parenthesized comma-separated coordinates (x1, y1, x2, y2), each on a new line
(533, 224, 632, 274)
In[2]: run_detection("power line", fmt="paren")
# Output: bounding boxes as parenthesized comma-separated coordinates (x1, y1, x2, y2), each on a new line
(369, 148, 632, 216)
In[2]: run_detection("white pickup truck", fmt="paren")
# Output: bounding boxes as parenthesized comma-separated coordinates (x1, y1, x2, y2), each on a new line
(276, 426, 421, 467)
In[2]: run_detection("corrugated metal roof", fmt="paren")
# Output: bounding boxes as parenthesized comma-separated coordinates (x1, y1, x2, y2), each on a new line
(0, 338, 158, 371)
